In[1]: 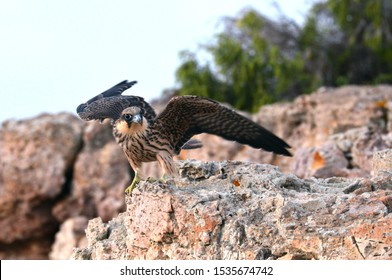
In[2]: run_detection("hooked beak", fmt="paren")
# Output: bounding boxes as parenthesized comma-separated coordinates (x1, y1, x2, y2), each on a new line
(132, 114, 143, 125)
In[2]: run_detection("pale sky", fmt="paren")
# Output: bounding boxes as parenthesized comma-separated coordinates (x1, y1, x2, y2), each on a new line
(0, 0, 312, 123)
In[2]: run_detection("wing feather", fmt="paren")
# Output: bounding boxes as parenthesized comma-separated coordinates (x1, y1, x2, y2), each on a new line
(153, 96, 291, 156)
(76, 80, 156, 123)
(85, 80, 137, 104)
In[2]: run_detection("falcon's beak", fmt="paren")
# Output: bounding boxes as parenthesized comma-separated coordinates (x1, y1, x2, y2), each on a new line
(132, 114, 143, 125)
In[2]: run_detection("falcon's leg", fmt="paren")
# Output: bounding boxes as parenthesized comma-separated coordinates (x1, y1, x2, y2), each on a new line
(156, 152, 177, 182)
(125, 172, 140, 194)
(125, 165, 144, 194)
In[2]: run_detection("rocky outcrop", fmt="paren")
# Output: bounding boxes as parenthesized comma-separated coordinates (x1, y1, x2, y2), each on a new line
(0, 113, 83, 259)
(0, 85, 391, 259)
(72, 160, 392, 260)
(255, 86, 391, 147)
(52, 121, 130, 223)
(293, 127, 392, 178)
(373, 149, 392, 177)
(0, 116, 130, 259)
(49, 216, 88, 260)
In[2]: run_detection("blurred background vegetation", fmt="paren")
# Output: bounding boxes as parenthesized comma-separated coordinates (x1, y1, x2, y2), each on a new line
(175, 0, 392, 112)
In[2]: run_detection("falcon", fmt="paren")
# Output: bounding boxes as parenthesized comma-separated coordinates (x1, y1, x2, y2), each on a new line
(77, 80, 292, 194)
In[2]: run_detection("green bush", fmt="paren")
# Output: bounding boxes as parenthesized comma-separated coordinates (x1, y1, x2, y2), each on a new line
(175, 0, 392, 112)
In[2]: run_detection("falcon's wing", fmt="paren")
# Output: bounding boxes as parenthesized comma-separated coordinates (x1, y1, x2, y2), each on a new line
(76, 80, 156, 123)
(85, 80, 137, 104)
(154, 96, 291, 156)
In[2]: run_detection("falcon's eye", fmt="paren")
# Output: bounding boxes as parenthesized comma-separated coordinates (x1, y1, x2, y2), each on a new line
(124, 114, 132, 121)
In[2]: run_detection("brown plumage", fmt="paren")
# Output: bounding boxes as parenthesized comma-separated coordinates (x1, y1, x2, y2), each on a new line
(77, 80, 292, 193)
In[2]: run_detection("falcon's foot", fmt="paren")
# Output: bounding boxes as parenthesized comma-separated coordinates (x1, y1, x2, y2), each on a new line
(146, 177, 165, 184)
(125, 173, 140, 195)
(146, 175, 174, 185)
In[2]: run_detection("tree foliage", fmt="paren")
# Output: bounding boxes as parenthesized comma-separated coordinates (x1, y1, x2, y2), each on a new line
(175, 0, 392, 112)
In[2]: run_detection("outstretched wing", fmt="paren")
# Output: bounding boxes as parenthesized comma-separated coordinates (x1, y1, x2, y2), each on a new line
(76, 80, 156, 124)
(153, 96, 291, 156)
(86, 80, 137, 104)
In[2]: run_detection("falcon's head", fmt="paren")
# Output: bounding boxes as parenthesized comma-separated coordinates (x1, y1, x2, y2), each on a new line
(115, 107, 148, 135)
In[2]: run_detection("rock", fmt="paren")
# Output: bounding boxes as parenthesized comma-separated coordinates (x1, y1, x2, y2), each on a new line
(292, 142, 351, 178)
(49, 216, 88, 260)
(373, 149, 392, 177)
(293, 127, 392, 178)
(72, 215, 128, 260)
(255, 86, 392, 171)
(0, 238, 53, 260)
(52, 121, 130, 223)
(351, 129, 391, 173)
(72, 160, 392, 260)
(0, 115, 131, 259)
(181, 134, 243, 173)
(0, 113, 83, 258)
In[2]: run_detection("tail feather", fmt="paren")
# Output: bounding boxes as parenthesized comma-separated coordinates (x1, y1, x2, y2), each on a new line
(181, 139, 203, 150)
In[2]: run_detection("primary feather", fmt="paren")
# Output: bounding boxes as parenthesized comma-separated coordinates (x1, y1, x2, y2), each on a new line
(77, 80, 156, 124)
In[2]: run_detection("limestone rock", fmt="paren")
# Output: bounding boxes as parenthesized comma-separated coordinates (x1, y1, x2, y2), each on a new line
(292, 142, 351, 178)
(293, 127, 392, 178)
(72, 215, 128, 260)
(72, 160, 392, 260)
(351, 129, 391, 173)
(0, 115, 130, 259)
(49, 216, 88, 260)
(0, 238, 53, 260)
(52, 121, 130, 223)
(0, 113, 83, 256)
(256, 86, 392, 173)
(373, 149, 392, 177)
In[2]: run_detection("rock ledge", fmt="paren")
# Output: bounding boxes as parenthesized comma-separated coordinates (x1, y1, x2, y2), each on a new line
(72, 160, 392, 260)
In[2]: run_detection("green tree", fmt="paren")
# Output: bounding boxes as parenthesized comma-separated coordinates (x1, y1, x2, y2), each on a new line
(300, 0, 392, 85)
(176, 9, 310, 112)
(175, 0, 392, 112)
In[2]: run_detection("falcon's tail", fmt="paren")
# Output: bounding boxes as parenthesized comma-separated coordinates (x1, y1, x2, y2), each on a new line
(181, 139, 203, 150)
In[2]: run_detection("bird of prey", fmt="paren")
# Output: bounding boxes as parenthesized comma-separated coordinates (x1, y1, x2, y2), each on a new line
(77, 80, 292, 194)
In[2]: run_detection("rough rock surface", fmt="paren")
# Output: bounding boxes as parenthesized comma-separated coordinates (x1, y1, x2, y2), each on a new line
(49, 216, 88, 260)
(52, 121, 130, 223)
(373, 149, 392, 177)
(0, 116, 130, 259)
(293, 127, 392, 178)
(255, 86, 391, 147)
(72, 160, 392, 260)
(0, 113, 83, 259)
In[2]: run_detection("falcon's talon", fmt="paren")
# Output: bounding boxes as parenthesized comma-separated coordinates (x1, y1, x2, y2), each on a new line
(125, 172, 140, 194)
(146, 177, 167, 184)
(77, 80, 292, 196)
(161, 175, 173, 183)
(146, 177, 158, 183)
